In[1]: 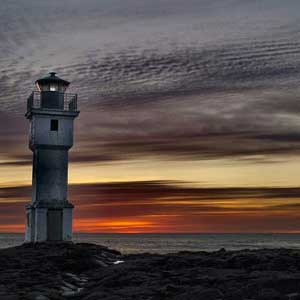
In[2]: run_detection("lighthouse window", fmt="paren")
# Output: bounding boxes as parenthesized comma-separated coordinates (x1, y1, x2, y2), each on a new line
(50, 83, 58, 91)
(50, 119, 59, 131)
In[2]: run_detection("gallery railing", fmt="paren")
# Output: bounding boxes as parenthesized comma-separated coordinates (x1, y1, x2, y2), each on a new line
(27, 91, 78, 112)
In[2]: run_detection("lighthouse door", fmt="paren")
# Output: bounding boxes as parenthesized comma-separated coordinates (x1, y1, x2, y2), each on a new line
(47, 210, 63, 241)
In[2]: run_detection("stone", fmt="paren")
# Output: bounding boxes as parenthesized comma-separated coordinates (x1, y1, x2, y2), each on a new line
(174, 287, 223, 300)
(35, 296, 50, 300)
(1, 244, 300, 300)
(257, 288, 284, 300)
(225, 287, 244, 300)
(1, 296, 20, 300)
(94, 259, 108, 267)
(287, 294, 300, 300)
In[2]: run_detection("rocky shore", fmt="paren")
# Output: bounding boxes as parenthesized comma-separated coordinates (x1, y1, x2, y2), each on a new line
(0, 243, 300, 300)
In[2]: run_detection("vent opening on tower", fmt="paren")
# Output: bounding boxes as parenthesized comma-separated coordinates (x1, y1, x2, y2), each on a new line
(50, 119, 59, 131)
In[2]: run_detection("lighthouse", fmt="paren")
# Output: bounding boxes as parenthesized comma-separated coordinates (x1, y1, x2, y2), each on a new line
(25, 72, 79, 242)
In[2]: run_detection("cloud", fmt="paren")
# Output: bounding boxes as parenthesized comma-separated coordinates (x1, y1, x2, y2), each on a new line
(1, 0, 300, 166)
(2, 0, 300, 233)
(0, 181, 299, 232)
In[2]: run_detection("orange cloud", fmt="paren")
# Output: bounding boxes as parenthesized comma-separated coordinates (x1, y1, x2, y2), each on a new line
(0, 181, 299, 233)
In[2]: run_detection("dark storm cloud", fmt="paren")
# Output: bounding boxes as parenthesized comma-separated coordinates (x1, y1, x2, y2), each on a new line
(74, 40, 300, 105)
(0, 112, 28, 166)
(2, 181, 300, 204)
(69, 181, 300, 202)
(69, 92, 300, 164)
(0, 185, 31, 199)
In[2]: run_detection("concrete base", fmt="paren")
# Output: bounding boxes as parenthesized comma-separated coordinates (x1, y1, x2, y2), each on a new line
(25, 205, 73, 242)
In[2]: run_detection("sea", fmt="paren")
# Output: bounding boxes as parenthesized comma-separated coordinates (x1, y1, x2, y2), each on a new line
(0, 233, 299, 254)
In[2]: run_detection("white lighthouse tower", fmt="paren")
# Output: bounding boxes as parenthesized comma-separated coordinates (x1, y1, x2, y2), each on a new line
(25, 72, 79, 242)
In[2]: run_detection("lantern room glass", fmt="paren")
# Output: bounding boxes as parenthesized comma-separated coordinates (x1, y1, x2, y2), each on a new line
(50, 83, 58, 91)
(36, 82, 68, 93)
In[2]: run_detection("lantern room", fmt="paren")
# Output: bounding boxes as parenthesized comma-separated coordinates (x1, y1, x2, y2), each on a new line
(30, 72, 75, 110)
(35, 72, 70, 93)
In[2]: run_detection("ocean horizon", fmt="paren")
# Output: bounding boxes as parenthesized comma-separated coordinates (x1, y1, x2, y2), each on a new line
(1, 233, 299, 254)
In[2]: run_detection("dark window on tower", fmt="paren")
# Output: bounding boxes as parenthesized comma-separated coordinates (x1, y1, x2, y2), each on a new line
(50, 119, 59, 131)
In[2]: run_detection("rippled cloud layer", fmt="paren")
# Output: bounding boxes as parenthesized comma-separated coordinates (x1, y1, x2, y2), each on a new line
(1, 0, 300, 164)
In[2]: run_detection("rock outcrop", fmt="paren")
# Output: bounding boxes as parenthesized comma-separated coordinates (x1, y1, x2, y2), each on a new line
(0, 242, 120, 300)
(0, 244, 300, 300)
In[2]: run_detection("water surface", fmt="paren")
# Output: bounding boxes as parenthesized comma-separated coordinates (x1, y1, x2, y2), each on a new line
(1, 233, 299, 254)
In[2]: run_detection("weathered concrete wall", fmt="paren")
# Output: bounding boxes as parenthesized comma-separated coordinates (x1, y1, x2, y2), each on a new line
(26, 105, 79, 242)
(35, 208, 47, 242)
(25, 211, 30, 242)
(25, 209, 34, 242)
(26, 207, 73, 242)
(33, 149, 68, 204)
(63, 208, 73, 241)
(31, 115, 74, 149)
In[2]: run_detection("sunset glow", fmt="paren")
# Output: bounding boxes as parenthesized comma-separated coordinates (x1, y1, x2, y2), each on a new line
(1, 0, 300, 234)
(0, 179, 299, 233)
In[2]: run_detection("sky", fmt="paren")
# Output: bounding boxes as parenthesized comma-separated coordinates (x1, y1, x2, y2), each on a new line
(1, 0, 300, 233)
